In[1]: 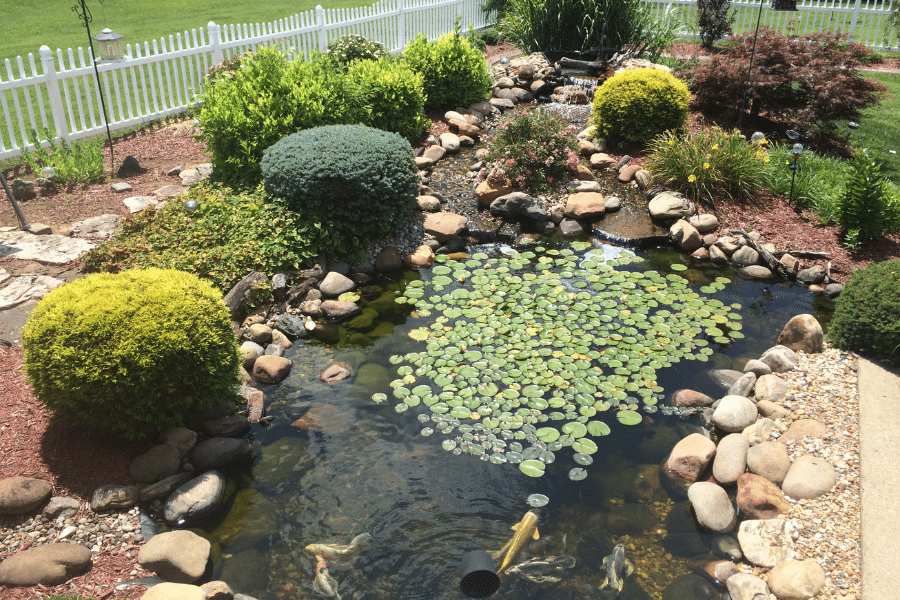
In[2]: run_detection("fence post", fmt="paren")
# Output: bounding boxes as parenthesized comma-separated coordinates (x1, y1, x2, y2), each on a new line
(208, 22, 223, 65)
(849, 0, 863, 43)
(38, 45, 69, 144)
(316, 5, 328, 52)
(397, 0, 406, 50)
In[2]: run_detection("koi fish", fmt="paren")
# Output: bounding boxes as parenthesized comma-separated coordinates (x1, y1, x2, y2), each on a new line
(492, 509, 540, 572)
(305, 532, 372, 563)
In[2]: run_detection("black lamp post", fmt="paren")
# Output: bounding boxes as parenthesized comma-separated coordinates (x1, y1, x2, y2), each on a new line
(72, 0, 115, 174)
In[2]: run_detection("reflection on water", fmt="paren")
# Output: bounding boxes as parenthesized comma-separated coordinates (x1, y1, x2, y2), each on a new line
(199, 244, 829, 600)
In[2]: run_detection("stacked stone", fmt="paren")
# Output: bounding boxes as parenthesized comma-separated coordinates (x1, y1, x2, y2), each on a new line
(489, 53, 558, 108)
(660, 314, 836, 600)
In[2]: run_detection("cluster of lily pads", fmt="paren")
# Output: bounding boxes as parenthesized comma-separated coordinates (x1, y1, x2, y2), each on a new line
(371, 242, 742, 479)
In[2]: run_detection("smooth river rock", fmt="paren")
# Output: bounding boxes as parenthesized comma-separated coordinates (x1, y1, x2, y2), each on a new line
(712, 433, 749, 485)
(736, 472, 791, 519)
(0, 542, 92, 586)
(688, 481, 737, 532)
(767, 559, 827, 600)
(138, 529, 211, 583)
(746, 440, 792, 485)
(711, 395, 758, 433)
(163, 470, 226, 525)
(738, 519, 795, 567)
(777, 314, 824, 354)
(0, 476, 52, 515)
(781, 454, 837, 499)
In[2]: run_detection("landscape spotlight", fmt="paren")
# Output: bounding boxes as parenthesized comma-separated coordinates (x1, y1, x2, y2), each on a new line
(788, 142, 803, 203)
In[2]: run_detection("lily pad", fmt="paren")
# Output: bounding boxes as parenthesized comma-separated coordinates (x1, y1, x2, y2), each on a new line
(519, 459, 546, 478)
(527, 493, 550, 507)
(616, 410, 642, 425)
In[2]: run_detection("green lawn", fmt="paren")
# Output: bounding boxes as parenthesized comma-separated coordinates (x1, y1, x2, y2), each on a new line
(856, 71, 900, 184)
(1, 0, 371, 66)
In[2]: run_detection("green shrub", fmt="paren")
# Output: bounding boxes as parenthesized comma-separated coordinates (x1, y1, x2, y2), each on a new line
(401, 22, 492, 109)
(205, 49, 253, 88)
(261, 124, 418, 254)
(349, 57, 430, 140)
(80, 184, 322, 293)
(591, 68, 689, 147)
(21, 129, 104, 184)
(326, 34, 389, 67)
(647, 126, 769, 202)
(197, 46, 368, 186)
(828, 259, 900, 364)
(483, 109, 579, 192)
(836, 149, 900, 248)
(23, 268, 240, 440)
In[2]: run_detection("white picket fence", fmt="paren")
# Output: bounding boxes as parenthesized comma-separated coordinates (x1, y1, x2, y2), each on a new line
(1, 0, 897, 161)
(0, 0, 491, 161)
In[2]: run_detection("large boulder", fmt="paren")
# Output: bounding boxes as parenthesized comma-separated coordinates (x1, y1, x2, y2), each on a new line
(781, 454, 837, 500)
(664, 433, 716, 492)
(564, 192, 606, 220)
(138, 529, 211, 583)
(755, 373, 789, 403)
(0, 543, 92, 586)
(649, 190, 694, 220)
(163, 470, 226, 525)
(189, 438, 252, 472)
(0, 476, 52, 515)
(670, 219, 703, 252)
(475, 179, 513, 207)
(736, 472, 791, 519)
(423, 212, 468, 242)
(767, 560, 826, 600)
(252, 355, 292, 384)
(687, 481, 737, 532)
(490, 192, 549, 222)
(760, 345, 799, 373)
(129, 444, 182, 484)
(711, 395, 758, 433)
(777, 314, 824, 354)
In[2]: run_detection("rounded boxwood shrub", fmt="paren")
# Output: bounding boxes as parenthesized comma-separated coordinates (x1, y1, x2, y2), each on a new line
(401, 25, 492, 109)
(260, 124, 418, 254)
(828, 260, 900, 364)
(349, 56, 431, 140)
(23, 268, 240, 440)
(591, 67, 690, 147)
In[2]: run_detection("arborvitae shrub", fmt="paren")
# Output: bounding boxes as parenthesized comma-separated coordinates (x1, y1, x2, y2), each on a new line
(349, 57, 431, 141)
(401, 24, 492, 109)
(591, 68, 690, 147)
(260, 124, 418, 254)
(829, 260, 900, 364)
(23, 268, 240, 440)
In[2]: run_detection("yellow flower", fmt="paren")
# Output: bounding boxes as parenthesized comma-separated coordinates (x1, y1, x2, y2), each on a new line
(712, 144, 719, 150)
(703, 162, 710, 169)
(667, 139, 675, 146)
(688, 174, 697, 182)
(763, 155, 770, 163)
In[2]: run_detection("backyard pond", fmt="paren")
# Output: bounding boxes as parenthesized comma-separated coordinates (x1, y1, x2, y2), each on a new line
(200, 241, 833, 600)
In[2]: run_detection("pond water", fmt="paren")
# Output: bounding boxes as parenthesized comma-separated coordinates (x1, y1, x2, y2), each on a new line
(200, 242, 833, 600)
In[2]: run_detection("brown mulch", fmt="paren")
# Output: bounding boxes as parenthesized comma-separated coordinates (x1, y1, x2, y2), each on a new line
(1, 42, 899, 599)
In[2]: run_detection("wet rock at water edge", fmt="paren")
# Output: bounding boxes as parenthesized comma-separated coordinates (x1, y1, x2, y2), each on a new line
(710, 395, 758, 433)
(189, 437, 252, 471)
(139, 529, 211, 583)
(274, 313, 308, 339)
(160, 426, 198, 456)
(726, 573, 771, 600)
(164, 471, 226, 526)
(712, 433, 748, 485)
(0, 476, 52, 515)
(687, 481, 737, 532)
(760, 345, 799, 373)
(140, 472, 194, 503)
(202, 414, 252, 438)
(0, 543, 92, 586)
(664, 433, 716, 493)
(252, 355, 293, 384)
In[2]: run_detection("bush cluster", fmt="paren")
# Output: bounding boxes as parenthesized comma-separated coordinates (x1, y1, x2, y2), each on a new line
(80, 184, 322, 293)
(402, 23, 492, 109)
(205, 49, 253, 88)
(326, 34, 389, 66)
(647, 126, 769, 202)
(260, 124, 418, 255)
(591, 68, 690, 147)
(829, 259, 900, 364)
(23, 268, 240, 440)
(837, 149, 900, 248)
(482, 109, 579, 192)
(21, 130, 104, 184)
(348, 57, 431, 140)
(197, 47, 366, 186)
(688, 28, 885, 145)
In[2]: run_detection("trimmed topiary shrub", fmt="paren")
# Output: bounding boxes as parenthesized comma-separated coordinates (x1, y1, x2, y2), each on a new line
(829, 259, 900, 364)
(23, 268, 241, 440)
(591, 68, 689, 147)
(260, 124, 418, 255)
(349, 56, 431, 141)
(401, 21, 492, 109)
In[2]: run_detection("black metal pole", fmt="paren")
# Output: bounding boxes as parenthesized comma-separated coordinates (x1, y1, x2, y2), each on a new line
(0, 171, 31, 231)
(737, 0, 766, 131)
(72, 0, 115, 175)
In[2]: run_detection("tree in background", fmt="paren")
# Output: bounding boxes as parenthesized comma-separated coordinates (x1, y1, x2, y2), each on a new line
(697, 0, 735, 48)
